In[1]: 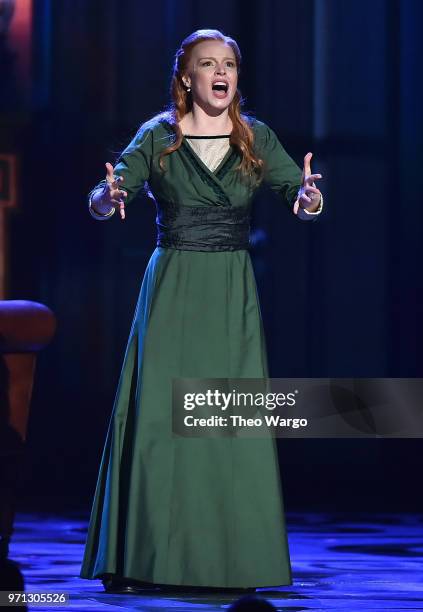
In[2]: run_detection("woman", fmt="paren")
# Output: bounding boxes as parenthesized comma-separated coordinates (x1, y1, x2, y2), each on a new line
(80, 28, 323, 594)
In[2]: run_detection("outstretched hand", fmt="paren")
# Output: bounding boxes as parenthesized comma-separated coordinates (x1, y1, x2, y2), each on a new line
(99, 162, 127, 220)
(297, 153, 323, 212)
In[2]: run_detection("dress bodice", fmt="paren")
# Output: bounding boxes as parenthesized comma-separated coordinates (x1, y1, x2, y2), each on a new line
(88, 116, 322, 223)
(156, 134, 249, 251)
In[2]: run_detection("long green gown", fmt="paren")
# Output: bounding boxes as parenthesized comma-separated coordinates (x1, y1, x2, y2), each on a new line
(80, 113, 321, 588)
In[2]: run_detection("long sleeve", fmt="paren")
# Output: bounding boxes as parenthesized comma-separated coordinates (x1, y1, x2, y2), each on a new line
(253, 120, 323, 222)
(87, 121, 154, 220)
(294, 192, 324, 220)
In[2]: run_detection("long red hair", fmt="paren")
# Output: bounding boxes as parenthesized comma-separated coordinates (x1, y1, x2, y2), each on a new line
(158, 29, 264, 185)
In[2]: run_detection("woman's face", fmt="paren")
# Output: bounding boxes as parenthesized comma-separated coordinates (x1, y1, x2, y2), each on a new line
(183, 40, 238, 114)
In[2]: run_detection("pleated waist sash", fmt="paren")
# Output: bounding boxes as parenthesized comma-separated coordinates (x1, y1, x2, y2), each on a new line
(156, 202, 251, 252)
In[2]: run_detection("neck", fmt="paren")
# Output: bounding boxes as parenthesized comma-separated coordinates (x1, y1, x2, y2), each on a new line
(180, 104, 232, 135)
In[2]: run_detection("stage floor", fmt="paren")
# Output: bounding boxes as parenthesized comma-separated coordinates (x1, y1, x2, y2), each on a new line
(4, 511, 423, 611)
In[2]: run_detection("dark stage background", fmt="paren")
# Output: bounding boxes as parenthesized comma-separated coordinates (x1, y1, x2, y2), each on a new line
(2, 0, 423, 512)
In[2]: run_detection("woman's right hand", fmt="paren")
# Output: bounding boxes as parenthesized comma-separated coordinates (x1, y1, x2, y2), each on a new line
(92, 162, 128, 220)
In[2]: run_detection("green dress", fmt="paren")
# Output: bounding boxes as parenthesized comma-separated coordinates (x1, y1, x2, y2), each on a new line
(80, 113, 321, 588)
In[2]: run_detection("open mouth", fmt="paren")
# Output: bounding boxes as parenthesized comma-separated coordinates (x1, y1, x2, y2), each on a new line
(212, 82, 229, 93)
(211, 81, 229, 98)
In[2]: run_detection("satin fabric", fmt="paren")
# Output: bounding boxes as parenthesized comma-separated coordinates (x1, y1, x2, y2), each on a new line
(156, 200, 252, 251)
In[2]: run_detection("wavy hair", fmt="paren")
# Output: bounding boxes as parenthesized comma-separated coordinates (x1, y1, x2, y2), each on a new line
(158, 29, 264, 185)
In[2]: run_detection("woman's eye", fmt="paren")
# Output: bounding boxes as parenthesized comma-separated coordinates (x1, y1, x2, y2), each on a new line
(199, 60, 236, 68)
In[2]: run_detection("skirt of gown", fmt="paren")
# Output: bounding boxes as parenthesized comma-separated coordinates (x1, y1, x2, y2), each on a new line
(79, 246, 292, 588)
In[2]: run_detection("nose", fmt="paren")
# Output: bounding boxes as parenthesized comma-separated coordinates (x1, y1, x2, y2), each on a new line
(215, 63, 226, 74)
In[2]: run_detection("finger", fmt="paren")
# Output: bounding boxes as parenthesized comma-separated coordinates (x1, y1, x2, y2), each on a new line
(300, 192, 312, 204)
(110, 188, 127, 199)
(109, 197, 125, 206)
(105, 163, 125, 189)
(302, 152, 313, 184)
(305, 187, 321, 196)
(119, 202, 125, 220)
(105, 162, 115, 184)
(110, 176, 124, 190)
(304, 173, 322, 185)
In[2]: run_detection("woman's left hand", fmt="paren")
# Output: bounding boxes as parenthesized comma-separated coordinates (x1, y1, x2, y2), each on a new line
(297, 152, 323, 212)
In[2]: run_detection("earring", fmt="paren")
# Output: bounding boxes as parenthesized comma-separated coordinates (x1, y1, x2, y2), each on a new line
(187, 86, 191, 92)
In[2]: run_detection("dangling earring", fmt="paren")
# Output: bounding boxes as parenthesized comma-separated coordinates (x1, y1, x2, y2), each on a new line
(187, 86, 191, 92)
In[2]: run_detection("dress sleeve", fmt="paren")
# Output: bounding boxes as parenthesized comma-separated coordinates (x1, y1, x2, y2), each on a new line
(88, 122, 154, 220)
(254, 120, 323, 222)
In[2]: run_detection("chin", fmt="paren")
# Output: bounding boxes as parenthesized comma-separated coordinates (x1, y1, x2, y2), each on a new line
(208, 97, 234, 111)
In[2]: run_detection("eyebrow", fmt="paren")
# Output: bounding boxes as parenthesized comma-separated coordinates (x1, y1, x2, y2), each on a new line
(198, 57, 236, 61)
